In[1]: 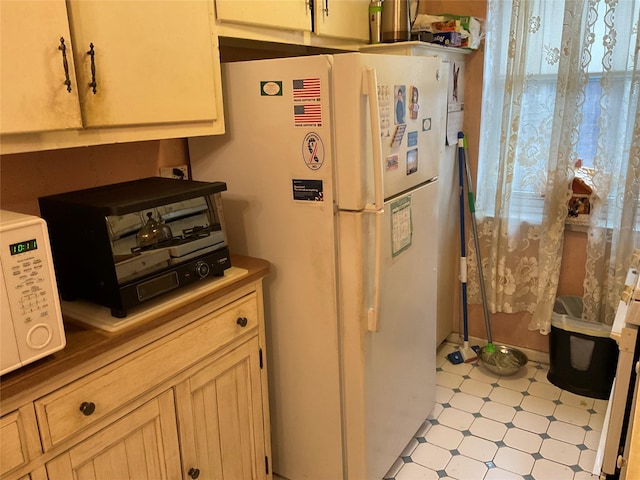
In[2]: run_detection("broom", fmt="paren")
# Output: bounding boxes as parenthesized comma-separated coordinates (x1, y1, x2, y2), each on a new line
(447, 132, 479, 364)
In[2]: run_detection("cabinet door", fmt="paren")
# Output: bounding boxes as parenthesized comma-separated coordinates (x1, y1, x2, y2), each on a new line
(46, 391, 181, 480)
(176, 336, 269, 480)
(0, 405, 42, 478)
(67, 0, 219, 128)
(215, 0, 310, 32)
(314, 0, 369, 41)
(0, 0, 82, 134)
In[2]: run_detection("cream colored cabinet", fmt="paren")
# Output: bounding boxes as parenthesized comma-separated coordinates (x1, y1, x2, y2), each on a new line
(215, 0, 310, 32)
(46, 391, 182, 480)
(0, 405, 42, 479)
(176, 337, 269, 479)
(0, 0, 224, 153)
(215, 0, 369, 43)
(0, 258, 271, 480)
(0, 0, 82, 134)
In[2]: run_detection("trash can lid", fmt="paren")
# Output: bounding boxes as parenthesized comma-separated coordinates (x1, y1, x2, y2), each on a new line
(551, 313, 612, 337)
(553, 296, 584, 318)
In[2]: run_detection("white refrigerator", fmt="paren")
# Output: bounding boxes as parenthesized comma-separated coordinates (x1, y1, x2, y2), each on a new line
(189, 52, 446, 480)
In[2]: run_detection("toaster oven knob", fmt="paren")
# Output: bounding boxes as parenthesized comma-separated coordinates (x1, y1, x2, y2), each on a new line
(79, 401, 96, 416)
(195, 261, 210, 279)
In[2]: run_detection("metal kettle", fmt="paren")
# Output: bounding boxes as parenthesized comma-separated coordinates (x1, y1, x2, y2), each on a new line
(381, 0, 410, 43)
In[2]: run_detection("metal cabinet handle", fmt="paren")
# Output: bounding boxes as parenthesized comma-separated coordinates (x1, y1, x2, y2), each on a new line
(79, 401, 96, 416)
(236, 317, 248, 327)
(58, 37, 72, 92)
(188, 467, 200, 479)
(324, 0, 329, 15)
(87, 43, 97, 94)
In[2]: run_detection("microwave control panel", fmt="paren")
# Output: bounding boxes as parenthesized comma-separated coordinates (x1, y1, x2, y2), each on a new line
(0, 211, 66, 375)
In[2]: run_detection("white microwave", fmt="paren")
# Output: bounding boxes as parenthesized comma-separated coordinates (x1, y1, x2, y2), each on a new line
(0, 210, 66, 375)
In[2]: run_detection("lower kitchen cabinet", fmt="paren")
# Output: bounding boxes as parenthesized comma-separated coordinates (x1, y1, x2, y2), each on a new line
(176, 337, 268, 479)
(0, 256, 271, 480)
(46, 391, 181, 479)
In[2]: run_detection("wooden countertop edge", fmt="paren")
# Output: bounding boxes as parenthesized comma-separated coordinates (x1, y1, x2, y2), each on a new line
(0, 255, 269, 414)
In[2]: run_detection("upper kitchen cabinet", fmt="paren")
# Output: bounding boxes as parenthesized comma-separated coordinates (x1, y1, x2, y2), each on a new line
(215, 0, 369, 45)
(0, 1, 83, 134)
(0, 0, 224, 155)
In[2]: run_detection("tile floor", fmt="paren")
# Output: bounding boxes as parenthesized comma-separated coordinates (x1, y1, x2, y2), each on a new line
(383, 342, 605, 480)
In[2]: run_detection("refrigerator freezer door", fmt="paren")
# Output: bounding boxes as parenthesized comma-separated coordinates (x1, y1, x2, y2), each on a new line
(339, 180, 438, 480)
(190, 55, 345, 480)
(333, 53, 446, 210)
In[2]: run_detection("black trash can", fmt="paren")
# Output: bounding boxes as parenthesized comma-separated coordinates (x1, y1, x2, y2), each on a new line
(547, 296, 618, 399)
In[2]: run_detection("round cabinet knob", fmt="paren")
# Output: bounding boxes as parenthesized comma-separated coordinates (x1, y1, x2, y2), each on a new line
(79, 401, 96, 416)
(195, 261, 210, 279)
(188, 467, 200, 479)
(236, 317, 248, 327)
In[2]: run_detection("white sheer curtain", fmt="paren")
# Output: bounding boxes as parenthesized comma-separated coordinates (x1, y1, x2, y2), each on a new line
(471, 0, 640, 334)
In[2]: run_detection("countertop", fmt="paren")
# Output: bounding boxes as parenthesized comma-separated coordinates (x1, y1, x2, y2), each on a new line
(0, 255, 269, 414)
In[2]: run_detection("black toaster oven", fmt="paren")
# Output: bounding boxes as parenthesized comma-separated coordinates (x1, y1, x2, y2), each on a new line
(39, 177, 231, 318)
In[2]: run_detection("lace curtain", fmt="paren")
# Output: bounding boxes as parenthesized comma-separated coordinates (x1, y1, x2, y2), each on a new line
(471, 0, 640, 334)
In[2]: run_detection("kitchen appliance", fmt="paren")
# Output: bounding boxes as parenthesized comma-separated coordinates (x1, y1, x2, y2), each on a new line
(189, 52, 446, 480)
(381, 0, 410, 42)
(595, 255, 640, 479)
(0, 210, 66, 375)
(38, 177, 231, 318)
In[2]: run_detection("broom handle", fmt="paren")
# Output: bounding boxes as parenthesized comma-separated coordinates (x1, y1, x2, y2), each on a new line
(457, 133, 469, 343)
(462, 135, 493, 344)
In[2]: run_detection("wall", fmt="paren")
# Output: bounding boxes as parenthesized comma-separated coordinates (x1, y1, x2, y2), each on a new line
(0, 139, 189, 215)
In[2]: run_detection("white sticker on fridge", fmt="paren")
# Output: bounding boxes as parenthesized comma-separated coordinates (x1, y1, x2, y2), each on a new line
(302, 133, 325, 170)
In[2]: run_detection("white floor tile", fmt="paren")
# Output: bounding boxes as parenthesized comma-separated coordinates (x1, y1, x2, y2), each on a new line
(560, 389, 595, 409)
(480, 400, 517, 423)
(410, 442, 451, 470)
(547, 420, 587, 445)
(424, 424, 464, 450)
(449, 391, 485, 413)
(435, 385, 455, 404)
(459, 377, 493, 397)
(445, 455, 488, 480)
(520, 394, 557, 416)
(574, 470, 601, 479)
(493, 446, 535, 475)
(589, 411, 606, 431)
(512, 410, 550, 434)
(457, 435, 498, 462)
(436, 371, 464, 389)
(554, 403, 592, 426)
(488, 386, 524, 407)
(484, 467, 523, 480)
(469, 417, 508, 442)
(395, 462, 440, 480)
(531, 458, 575, 480)
(441, 359, 474, 376)
(503, 427, 543, 454)
(497, 375, 534, 393)
(467, 366, 498, 384)
(527, 380, 562, 401)
(539, 438, 581, 466)
(438, 407, 475, 431)
(584, 429, 603, 450)
(579, 447, 597, 472)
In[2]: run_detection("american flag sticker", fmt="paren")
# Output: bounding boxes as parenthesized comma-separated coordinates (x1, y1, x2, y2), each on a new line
(294, 104, 322, 126)
(293, 78, 321, 100)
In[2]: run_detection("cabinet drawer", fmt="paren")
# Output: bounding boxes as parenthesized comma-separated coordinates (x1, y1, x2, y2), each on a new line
(0, 405, 42, 477)
(35, 293, 258, 450)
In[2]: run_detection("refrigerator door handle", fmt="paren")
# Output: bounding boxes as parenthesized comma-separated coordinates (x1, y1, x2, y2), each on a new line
(367, 209, 383, 332)
(363, 67, 384, 212)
